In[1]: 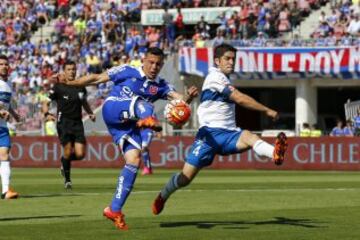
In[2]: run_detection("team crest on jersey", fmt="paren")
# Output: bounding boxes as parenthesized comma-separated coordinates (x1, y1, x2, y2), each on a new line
(149, 85, 158, 95)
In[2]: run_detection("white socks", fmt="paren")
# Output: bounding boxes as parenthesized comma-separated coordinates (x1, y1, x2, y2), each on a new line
(0, 161, 11, 194)
(253, 140, 274, 159)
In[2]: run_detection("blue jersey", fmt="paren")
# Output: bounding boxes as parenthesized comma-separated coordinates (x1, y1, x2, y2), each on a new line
(107, 65, 174, 103)
(330, 127, 344, 136)
(103, 65, 173, 149)
(343, 126, 354, 136)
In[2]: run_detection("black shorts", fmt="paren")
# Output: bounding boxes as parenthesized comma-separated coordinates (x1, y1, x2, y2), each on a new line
(57, 118, 86, 145)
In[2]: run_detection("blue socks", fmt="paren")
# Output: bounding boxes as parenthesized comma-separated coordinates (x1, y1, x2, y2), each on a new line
(142, 150, 151, 169)
(110, 164, 138, 212)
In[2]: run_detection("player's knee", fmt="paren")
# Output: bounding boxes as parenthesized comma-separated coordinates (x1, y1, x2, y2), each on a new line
(126, 156, 141, 167)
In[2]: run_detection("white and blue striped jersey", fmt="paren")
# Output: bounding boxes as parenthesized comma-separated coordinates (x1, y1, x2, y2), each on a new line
(0, 79, 12, 128)
(197, 67, 237, 130)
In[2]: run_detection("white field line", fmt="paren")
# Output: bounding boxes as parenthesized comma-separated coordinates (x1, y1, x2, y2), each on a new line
(22, 188, 360, 197)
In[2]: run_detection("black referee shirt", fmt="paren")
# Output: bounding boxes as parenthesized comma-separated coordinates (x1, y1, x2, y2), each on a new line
(49, 83, 87, 121)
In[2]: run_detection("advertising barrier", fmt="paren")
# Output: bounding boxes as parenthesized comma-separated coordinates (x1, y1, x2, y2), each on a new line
(10, 136, 360, 170)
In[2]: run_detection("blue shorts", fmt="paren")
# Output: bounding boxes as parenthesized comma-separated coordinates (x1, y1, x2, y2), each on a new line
(185, 126, 243, 168)
(102, 97, 155, 153)
(0, 127, 11, 148)
(140, 128, 154, 148)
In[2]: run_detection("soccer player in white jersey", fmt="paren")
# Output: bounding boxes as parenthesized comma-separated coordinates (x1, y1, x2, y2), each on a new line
(152, 44, 288, 215)
(0, 55, 22, 199)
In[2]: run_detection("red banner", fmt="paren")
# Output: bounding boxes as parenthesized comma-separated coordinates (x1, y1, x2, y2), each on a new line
(9, 136, 360, 170)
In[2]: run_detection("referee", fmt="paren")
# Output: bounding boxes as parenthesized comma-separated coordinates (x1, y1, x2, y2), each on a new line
(43, 60, 95, 189)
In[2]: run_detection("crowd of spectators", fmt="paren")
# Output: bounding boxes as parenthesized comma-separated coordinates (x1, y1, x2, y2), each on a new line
(311, 0, 360, 44)
(0, 0, 360, 134)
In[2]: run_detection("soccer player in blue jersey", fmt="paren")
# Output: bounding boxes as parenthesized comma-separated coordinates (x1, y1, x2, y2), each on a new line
(0, 55, 22, 200)
(64, 47, 198, 230)
(152, 44, 288, 215)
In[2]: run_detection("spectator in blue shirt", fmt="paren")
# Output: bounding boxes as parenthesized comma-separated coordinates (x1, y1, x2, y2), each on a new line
(343, 120, 354, 137)
(330, 119, 344, 136)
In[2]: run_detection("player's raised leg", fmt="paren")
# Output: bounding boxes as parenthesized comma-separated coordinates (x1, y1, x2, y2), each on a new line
(135, 100, 162, 132)
(236, 130, 288, 165)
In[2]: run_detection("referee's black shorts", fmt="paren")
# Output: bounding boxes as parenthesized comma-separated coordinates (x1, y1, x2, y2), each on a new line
(57, 118, 86, 145)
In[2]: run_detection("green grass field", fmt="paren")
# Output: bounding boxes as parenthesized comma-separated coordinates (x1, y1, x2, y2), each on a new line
(0, 168, 359, 240)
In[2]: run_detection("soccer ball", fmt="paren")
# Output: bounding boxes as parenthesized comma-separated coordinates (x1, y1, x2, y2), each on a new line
(164, 100, 191, 126)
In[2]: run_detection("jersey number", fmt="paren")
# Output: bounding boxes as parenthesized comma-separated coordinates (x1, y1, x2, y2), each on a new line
(192, 144, 202, 156)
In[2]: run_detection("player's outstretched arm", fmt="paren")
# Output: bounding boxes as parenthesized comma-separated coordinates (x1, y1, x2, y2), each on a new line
(167, 86, 199, 104)
(66, 72, 110, 87)
(229, 88, 278, 120)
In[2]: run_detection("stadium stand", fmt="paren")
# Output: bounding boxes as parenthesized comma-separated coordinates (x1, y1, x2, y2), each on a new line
(0, 0, 359, 134)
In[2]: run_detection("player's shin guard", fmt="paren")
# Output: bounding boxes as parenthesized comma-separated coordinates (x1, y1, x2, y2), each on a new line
(160, 173, 181, 200)
(253, 140, 274, 159)
(0, 161, 11, 194)
(110, 164, 138, 212)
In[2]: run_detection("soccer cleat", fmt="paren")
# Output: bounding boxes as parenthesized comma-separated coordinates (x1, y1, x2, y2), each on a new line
(64, 181, 72, 190)
(136, 116, 162, 132)
(103, 206, 128, 230)
(1, 189, 19, 200)
(273, 132, 288, 166)
(141, 167, 153, 175)
(152, 193, 166, 215)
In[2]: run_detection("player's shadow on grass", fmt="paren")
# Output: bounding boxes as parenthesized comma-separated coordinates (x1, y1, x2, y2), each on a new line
(160, 217, 324, 230)
(0, 215, 81, 222)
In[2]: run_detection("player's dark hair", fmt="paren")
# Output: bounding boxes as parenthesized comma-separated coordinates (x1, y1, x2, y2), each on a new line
(63, 60, 76, 70)
(146, 47, 165, 58)
(214, 44, 237, 59)
(0, 55, 8, 62)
